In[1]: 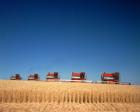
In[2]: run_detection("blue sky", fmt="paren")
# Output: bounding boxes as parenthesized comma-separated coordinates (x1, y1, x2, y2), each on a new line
(0, 0, 140, 84)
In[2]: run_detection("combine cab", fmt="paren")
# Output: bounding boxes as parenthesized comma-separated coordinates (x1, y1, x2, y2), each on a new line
(46, 72, 60, 81)
(71, 72, 86, 81)
(101, 72, 119, 84)
(10, 74, 22, 80)
(28, 74, 40, 80)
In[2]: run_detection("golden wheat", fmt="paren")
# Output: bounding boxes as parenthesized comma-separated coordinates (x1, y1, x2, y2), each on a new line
(0, 80, 140, 103)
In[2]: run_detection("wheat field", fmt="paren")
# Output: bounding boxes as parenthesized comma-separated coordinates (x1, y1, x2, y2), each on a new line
(0, 80, 140, 112)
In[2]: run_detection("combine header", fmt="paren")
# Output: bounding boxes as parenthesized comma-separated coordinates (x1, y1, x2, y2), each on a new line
(28, 74, 40, 80)
(10, 74, 22, 80)
(46, 72, 60, 81)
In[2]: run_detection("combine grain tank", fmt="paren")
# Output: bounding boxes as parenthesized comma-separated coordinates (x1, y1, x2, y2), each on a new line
(71, 72, 86, 80)
(10, 74, 22, 80)
(101, 72, 119, 84)
(46, 72, 60, 81)
(28, 74, 40, 80)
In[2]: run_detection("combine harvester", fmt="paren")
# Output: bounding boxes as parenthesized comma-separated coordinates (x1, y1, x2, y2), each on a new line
(28, 74, 40, 80)
(9, 71, 131, 85)
(46, 72, 60, 81)
(61, 72, 92, 83)
(101, 72, 120, 84)
(10, 74, 22, 80)
(96, 72, 131, 85)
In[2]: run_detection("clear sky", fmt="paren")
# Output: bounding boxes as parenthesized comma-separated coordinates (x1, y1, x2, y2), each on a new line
(0, 0, 140, 84)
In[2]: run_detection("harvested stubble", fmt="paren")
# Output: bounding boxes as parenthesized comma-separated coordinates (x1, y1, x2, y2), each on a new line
(0, 80, 140, 104)
(0, 103, 140, 112)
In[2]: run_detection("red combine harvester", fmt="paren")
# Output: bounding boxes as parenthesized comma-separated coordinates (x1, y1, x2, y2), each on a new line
(10, 74, 22, 80)
(71, 72, 86, 82)
(101, 72, 120, 84)
(28, 74, 40, 80)
(46, 72, 60, 81)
